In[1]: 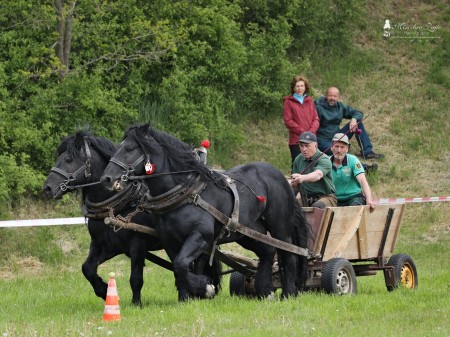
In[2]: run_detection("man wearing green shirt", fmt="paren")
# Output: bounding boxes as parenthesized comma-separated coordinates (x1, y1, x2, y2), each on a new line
(330, 133, 376, 210)
(291, 132, 337, 208)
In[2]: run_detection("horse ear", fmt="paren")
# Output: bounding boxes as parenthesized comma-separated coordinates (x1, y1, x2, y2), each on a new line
(74, 132, 84, 150)
(139, 123, 149, 133)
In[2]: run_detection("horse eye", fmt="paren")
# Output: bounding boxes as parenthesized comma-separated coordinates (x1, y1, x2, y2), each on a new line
(125, 145, 134, 152)
(65, 157, 73, 163)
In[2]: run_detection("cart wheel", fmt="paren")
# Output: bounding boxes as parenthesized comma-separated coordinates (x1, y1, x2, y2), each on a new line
(321, 258, 357, 295)
(229, 271, 247, 296)
(386, 254, 418, 291)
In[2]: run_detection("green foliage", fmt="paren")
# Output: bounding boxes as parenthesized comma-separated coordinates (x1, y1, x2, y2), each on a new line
(0, 0, 367, 204)
(0, 154, 45, 205)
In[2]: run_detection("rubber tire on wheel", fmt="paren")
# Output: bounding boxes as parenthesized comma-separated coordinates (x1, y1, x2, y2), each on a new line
(229, 271, 247, 296)
(386, 254, 418, 291)
(321, 258, 357, 295)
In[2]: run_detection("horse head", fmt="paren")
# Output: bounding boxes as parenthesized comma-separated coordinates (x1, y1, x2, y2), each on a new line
(101, 124, 185, 193)
(43, 131, 116, 199)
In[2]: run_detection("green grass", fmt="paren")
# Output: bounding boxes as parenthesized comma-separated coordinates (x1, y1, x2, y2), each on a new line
(1, 202, 449, 336)
(0, 224, 448, 337)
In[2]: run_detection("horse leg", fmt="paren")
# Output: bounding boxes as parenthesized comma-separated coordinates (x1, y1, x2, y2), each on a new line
(277, 249, 298, 299)
(82, 242, 113, 300)
(129, 241, 146, 306)
(192, 254, 222, 294)
(238, 237, 275, 299)
(172, 231, 214, 301)
(259, 188, 304, 299)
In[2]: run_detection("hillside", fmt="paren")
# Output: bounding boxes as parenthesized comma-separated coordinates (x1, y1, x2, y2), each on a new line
(237, 1, 449, 205)
(233, 1, 449, 243)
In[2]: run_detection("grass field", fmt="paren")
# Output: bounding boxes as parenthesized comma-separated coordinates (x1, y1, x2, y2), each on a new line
(1, 202, 449, 337)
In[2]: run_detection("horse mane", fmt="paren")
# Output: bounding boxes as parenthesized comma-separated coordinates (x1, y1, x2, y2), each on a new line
(57, 130, 117, 161)
(126, 124, 226, 186)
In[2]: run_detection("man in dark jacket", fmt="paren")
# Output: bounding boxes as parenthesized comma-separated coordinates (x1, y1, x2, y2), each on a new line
(315, 87, 384, 159)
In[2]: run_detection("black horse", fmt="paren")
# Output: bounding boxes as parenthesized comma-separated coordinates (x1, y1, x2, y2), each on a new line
(101, 124, 310, 301)
(43, 131, 221, 304)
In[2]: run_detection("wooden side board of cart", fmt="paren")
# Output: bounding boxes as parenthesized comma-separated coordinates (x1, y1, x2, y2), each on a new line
(227, 203, 418, 296)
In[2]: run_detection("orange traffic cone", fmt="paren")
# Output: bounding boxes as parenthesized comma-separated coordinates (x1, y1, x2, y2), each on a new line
(103, 272, 121, 321)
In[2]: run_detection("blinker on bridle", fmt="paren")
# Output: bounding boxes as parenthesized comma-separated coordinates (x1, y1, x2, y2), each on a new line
(50, 137, 93, 192)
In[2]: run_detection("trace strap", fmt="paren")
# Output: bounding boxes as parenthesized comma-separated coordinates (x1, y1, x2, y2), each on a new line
(189, 193, 313, 258)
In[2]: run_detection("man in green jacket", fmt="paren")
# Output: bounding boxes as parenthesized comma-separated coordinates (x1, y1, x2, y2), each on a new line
(315, 87, 384, 160)
(291, 132, 337, 208)
(330, 133, 376, 211)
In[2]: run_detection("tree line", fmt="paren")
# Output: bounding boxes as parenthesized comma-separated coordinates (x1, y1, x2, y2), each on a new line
(0, 0, 362, 204)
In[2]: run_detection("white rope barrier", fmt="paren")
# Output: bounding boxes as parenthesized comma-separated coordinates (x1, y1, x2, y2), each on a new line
(0, 217, 86, 228)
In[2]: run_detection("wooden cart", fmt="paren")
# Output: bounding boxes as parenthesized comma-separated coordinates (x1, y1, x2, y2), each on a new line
(228, 203, 418, 296)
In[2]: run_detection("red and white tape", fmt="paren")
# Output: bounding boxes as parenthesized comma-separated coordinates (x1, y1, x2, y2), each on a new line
(375, 196, 450, 204)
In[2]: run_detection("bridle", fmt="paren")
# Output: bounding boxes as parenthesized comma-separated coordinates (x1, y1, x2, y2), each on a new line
(50, 137, 96, 192)
(108, 147, 198, 183)
(109, 153, 147, 182)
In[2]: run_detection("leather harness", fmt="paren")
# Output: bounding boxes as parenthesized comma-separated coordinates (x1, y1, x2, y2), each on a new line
(139, 173, 313, 259)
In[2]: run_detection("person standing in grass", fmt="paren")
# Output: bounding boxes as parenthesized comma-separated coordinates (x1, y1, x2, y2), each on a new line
(330, 133, 376, 210)
(315, 87, 384, 159)
(283, 75, 319, 165)
(291, 132, 337, 208)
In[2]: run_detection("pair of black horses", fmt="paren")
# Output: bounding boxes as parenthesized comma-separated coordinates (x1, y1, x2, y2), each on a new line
(43, 124, 310, 303)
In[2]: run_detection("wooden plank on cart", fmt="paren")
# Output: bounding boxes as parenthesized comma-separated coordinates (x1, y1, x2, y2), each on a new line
(323, 206, 365, 260)
(302, 207, 325, 252)
(358, 203, 405, 259)
(356, 210, 369, 259)
(316, 204, 406, 261)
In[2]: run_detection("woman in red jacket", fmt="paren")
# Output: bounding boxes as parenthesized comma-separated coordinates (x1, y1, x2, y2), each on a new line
(283, 75, 319, 165)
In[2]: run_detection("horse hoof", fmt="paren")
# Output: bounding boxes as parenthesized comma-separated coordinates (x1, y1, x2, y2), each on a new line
(205, 284, 215, 298)
(266, 291, 276, 301)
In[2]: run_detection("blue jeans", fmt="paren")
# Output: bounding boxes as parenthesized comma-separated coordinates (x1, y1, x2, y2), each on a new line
(318, 121, 373, 156)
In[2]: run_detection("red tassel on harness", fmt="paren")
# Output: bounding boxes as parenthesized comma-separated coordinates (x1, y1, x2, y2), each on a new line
(200, 139, 210, 148)
(256, 195, 266, 203)
(145, 161, 155, 175)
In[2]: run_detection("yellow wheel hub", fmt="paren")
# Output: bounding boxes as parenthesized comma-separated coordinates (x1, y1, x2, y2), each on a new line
(400, 263, 415, 288)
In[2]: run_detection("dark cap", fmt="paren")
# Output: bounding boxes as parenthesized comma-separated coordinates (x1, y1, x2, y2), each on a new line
(299, 132, 317, 143)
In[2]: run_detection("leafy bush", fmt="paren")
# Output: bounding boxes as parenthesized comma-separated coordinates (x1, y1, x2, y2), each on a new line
(0, 0, 365, 204)
(0, 154, 45, 206)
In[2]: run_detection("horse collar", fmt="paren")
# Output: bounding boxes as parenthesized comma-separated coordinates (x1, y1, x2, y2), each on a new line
(143, 174, 207, 214)
(84, 182, 146, 219)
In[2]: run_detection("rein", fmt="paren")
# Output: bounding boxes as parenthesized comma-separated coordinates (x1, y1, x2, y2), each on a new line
(108, 152, 197, 182)
(126, 170, 197, 181)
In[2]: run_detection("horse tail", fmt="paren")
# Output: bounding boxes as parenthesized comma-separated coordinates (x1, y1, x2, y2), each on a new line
(292, 200, 311, 291)
(204, 257, 222, 293)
